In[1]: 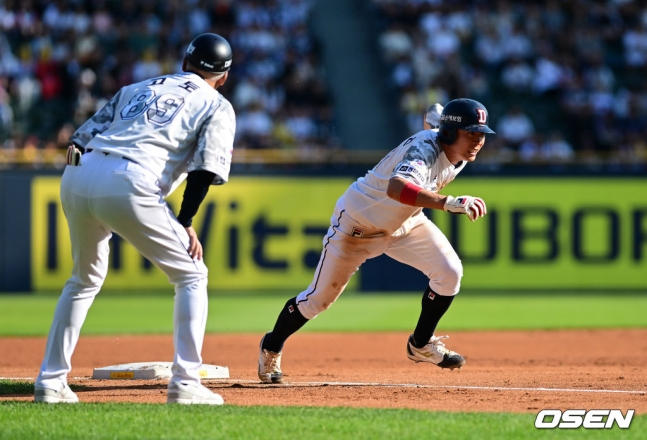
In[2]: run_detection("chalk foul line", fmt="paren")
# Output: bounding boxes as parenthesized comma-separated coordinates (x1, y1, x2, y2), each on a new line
(1, 377, 644, 395)
(219, 379, 646, 395)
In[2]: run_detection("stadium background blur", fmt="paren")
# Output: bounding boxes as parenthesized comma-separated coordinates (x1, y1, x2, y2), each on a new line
(1, 0, 646, 171)
(1, 0, 646, 293)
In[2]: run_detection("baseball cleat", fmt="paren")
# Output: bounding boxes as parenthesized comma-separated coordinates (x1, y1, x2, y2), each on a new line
(258, 332, 284, 384)
(34, 383, 79, 403)
(167, 382, 224, 405)
(406, 334, 465, 369)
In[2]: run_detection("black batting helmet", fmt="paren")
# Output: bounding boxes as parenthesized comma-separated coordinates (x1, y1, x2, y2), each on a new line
(185, 33, 232, 73)
(438, 98, 495, 145)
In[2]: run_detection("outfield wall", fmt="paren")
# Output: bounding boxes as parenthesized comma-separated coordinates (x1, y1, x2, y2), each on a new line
(1, 172, 646, 292)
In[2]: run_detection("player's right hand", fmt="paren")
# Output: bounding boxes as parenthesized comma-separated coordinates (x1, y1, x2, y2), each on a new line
(443, 195, 487, 221)
(185, 226, 203, 260)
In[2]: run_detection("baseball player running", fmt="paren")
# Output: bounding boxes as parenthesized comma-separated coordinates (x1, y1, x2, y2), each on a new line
(34, 33, 235, 405)
(258, 99, 495, 383)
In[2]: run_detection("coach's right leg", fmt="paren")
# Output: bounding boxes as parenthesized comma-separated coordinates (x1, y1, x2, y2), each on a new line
(36, 167, 111, 399)
(171, 277, 208, 385)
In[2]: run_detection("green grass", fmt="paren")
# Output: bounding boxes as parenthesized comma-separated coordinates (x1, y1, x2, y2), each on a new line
(2, 292, 645, 439)
(0, 291, 646, 336)
(0, 380, 90, 396)
(0, 380, 33, 395)
(0, 401, 644, 440)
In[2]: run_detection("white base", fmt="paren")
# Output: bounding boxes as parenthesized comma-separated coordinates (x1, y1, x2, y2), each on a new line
(92, 362, 229, 380)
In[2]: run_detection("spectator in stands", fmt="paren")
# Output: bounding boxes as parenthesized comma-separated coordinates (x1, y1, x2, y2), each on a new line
(518, 133, 543, 163)
(496, 105, 535, 151)
(540, 131, 574, 162)
(236, 100, 274, 150)
(500, 56, 535, 94)
(0, 75, 13, 142)
(379, 22, 413, 63)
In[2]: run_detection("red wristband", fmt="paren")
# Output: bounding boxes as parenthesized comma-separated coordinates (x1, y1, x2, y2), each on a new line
(399, 181, 422, 206)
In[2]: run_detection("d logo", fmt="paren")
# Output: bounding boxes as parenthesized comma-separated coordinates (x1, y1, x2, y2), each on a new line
(477, 109, 487, 124)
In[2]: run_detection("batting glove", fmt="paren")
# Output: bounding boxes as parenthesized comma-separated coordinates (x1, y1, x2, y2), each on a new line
(443, 195, 487, 222)
(66, 144, 82, 166)
(425, 103, 444, 129)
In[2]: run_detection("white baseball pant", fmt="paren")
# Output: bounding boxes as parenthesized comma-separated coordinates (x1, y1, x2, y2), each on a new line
(36, 150, 209, 390)
(296, 208, 463, 319)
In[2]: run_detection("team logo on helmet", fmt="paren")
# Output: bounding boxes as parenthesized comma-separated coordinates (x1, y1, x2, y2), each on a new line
(187, 43, 195, 54)
(477, 109, 487, 123)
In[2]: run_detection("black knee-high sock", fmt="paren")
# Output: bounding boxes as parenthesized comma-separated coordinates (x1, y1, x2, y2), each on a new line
(262, 297, 309, 352)
(411, 286, 455, 348)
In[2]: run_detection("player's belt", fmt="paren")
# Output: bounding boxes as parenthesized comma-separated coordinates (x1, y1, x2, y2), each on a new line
(86, 148, 137, 165)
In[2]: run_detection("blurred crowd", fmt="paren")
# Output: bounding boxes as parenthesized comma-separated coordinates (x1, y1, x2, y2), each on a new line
(372, 0, 647, 165)
(0, 0, 338, 168)
(2, 0, 647, 170)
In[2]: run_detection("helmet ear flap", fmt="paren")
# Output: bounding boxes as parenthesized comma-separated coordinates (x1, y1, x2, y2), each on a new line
(438, 126, 457, 145)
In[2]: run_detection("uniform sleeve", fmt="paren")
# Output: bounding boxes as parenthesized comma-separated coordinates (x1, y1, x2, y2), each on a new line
(391, 139, 440, 187)
(69, 88, 122, 148)
(176, 170, 216, 227)
(187, 97, 236, 185)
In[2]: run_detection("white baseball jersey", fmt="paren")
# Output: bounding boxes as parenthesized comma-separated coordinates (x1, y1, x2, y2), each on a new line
(295, 129, 468, 319)
(338, 129, 466, 234)
(70, 71, 235, 197)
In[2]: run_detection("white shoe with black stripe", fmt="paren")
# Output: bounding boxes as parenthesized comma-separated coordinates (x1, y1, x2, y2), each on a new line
(406, 334, 465, 369)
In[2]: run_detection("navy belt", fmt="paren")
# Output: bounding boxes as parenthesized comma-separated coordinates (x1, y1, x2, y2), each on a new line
(87, 148, 136, 164)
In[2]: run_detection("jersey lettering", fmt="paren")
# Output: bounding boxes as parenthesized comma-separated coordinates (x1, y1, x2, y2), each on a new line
(147, 93, 185, 126)
(120, 91, 184, 126)
(120, 90, 157, 120)
(178, 81, 199, 93)
(148, 78, 167, 86)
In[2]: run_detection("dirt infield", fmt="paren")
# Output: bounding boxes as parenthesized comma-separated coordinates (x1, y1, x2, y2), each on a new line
(1, 329, 646, 413)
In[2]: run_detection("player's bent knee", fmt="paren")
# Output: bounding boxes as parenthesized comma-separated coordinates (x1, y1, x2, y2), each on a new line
(429, 259, 463, 296)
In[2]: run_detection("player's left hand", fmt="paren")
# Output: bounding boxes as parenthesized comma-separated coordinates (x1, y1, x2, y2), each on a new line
(424, 103, 444, 129)
(185, 226, 203, 260)
(443, 195, 487, 221)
